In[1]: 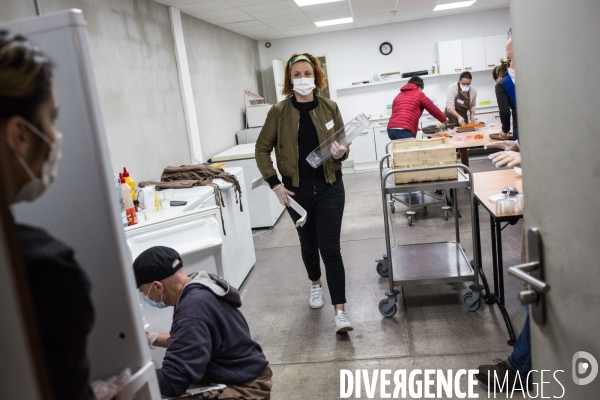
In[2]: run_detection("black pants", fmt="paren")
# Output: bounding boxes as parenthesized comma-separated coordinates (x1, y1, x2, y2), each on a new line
(287, 179, 346, 305)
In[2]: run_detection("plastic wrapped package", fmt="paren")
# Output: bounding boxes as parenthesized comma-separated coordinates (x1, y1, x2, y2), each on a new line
(306, 113, 371, 168)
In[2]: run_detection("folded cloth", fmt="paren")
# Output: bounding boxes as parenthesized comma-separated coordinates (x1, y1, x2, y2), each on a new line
(139, 164, 244, 235)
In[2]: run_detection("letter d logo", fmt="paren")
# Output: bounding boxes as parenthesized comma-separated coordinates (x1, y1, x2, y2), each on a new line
(572, 351, 598, 385)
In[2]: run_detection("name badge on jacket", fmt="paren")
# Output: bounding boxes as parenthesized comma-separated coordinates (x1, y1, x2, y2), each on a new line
(326, 120, 334, 130)
(457, 99, 465, 105)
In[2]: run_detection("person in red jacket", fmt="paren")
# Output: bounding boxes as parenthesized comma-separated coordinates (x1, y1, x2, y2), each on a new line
(387, 76, 447, 140)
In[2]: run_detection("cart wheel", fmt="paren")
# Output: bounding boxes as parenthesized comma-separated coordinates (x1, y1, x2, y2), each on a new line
(376, 262, 389, 277)
(444, 210, 449, 221)
(462, 292, 481, 312)
(379, 299, 397, 317)
(408, 215, 413, 226)
(390, 202, 395, 214)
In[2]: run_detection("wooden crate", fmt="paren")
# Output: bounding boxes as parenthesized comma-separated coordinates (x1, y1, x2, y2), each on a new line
(391, 138, 457, 184)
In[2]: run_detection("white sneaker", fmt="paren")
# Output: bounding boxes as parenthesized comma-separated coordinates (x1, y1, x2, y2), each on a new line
(309, 285, 324, 309)
(335, 310, 354, 333)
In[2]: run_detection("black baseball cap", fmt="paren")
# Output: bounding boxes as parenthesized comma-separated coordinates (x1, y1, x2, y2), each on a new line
(133, 246, 183, 287)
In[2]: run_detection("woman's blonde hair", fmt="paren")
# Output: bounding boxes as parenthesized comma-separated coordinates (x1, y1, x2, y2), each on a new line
(492, 58, 510, 81)
(0, 30, 54, 124)
(281, 52, 326, 97)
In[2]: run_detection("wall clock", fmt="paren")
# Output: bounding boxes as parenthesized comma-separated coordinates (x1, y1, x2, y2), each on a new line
(380, 42, 392, 55)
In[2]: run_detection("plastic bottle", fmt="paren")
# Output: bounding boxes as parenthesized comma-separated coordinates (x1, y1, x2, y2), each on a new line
(115, 173, 128, 228)
(123, 167, 136, 201)
(120, 173, 138, 226)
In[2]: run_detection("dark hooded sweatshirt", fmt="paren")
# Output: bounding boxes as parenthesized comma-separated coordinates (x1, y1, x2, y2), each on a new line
(157, 272, 268, 397)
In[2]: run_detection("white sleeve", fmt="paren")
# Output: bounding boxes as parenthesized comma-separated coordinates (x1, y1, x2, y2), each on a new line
(446, 83, 457, 111)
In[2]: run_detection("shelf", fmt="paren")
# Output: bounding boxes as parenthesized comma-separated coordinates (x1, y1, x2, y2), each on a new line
(390, 242, 474, 285)
(337, 69, 490, 92)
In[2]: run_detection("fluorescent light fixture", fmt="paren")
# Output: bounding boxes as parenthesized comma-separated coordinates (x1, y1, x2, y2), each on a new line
(294, 0, 344, 6)
(434, 1, 476, 11)
(315, 17, 353, 27)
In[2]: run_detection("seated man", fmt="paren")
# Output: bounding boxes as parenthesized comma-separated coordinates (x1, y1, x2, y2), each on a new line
(133, 246, 271, 399)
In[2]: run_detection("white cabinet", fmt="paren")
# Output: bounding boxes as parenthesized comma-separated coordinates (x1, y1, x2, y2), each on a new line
(437, 40, 463, 74)
(374, 121, 391, 160)
(462, 37, 486, 73)
(348, 128, 377, 164)
(484, 34, 508, 70)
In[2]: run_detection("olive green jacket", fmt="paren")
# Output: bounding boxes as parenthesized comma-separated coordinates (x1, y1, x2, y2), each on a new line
(255, 96, 348, 188)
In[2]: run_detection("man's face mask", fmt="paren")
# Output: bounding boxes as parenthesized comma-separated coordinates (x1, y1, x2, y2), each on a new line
(8, 118, 62, 203)
(143, 285, 168, 309)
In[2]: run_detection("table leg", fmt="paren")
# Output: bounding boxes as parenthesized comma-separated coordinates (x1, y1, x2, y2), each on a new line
(490, 215, 499, 296)
(460, 148, 469, 167)
(496, 220, 505, 307)
(474, 199, 492, 300)
(491, 216, 516, 345)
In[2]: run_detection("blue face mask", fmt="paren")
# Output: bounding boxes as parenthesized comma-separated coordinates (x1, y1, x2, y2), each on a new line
(143, 285, 168, 309)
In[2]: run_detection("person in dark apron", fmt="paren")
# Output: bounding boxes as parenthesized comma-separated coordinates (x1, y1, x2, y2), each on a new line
(444, 71, 477, 126)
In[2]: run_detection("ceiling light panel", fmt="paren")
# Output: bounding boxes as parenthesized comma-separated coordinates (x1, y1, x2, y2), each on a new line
(315, 17, 353, 27)
(294, 0, 345, 6)
(178, 1, 235, 14)
(434, 1, 476, 11)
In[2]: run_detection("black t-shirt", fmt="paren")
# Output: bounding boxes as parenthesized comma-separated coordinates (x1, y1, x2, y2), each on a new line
(17, 224, 95, 400)
(292, 96, 325, 186)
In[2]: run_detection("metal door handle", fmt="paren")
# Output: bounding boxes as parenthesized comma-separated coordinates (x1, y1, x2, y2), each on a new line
(509, 262, 550, 293)
(507, 228, 548, 325)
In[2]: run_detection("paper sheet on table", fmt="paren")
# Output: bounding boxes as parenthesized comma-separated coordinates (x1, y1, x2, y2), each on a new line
(251, 178, 307, 227)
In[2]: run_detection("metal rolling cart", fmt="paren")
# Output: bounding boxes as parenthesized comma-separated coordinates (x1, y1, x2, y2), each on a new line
(375, 154, 484, 317)
(383, 141, 452, 225)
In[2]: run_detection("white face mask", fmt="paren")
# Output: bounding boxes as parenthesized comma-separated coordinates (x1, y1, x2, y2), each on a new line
(292, 77, 315, 96)
(507, 68, 515, 84)
(460, 84, 470, 92)
(9, 119, 62, 203)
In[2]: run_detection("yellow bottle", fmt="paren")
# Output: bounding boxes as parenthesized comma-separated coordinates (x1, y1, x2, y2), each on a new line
(123, 167, 136, 201)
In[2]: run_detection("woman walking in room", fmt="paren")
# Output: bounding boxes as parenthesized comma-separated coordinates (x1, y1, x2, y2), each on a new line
(255, 52, 353, 334)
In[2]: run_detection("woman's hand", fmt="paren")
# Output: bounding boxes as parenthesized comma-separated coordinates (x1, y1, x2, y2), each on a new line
(457, 116, 465, 126)
(485, 140, 520, 152)
(272, 184, 295, 207)
(498, 131, 513, 140)
(331, 141, 351, 159)
(489, 150, 521, 168)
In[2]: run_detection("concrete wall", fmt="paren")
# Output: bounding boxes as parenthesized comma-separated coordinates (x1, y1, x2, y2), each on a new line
(0, 1, 37, 23)
(258, 8, 511, 123)
(43, 0, 190, 182)
(2, 0, 191, 182)
(181, 13, 262, 161)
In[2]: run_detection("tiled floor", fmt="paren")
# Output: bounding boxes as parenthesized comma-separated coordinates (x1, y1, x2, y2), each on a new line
(241, 160, 527, 399)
